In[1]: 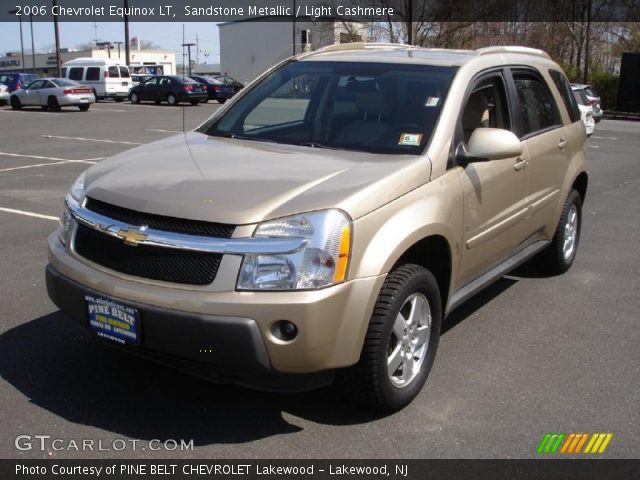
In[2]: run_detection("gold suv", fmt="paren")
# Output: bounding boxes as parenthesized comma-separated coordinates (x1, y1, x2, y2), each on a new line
(47, 44, 587, 411)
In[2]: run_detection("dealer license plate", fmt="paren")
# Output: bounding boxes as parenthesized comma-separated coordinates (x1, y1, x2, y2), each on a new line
(86, 294, 140, 345)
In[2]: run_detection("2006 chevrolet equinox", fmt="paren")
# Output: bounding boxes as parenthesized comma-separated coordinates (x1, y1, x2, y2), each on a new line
(47, 44, 587, 411)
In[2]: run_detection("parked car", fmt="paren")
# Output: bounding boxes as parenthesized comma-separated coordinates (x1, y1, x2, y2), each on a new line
(47, 44, 588, 412)
(10, 78, 95, 111)
(212, 75, 244, 94)
(571, 83, 603, 122)
(0, 72, 40, 92)
(572, 86, 595, 136)
(61, 57, 131, 102)
(189, 75, 234, 103)
(0, 83, 8, 105)
(128, 75, 208, 105)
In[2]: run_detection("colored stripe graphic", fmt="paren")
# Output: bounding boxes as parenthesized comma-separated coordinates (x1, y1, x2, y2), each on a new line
(584, 433, 613, 454)
(537, 433, 566, 454)
(540, 433, 613, 454)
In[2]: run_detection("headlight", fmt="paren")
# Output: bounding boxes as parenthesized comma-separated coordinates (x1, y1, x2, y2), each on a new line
(58, 172, 86, 245)
(237, 209, 352, 291)
(69, 171, 87, 203)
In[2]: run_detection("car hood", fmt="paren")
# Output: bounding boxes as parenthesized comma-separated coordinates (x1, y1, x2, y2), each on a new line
(85, 131, 431, 225)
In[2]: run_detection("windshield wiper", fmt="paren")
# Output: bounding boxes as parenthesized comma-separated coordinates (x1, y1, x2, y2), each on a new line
(212, 132, 277, 143)
(293, 141, 338, 150)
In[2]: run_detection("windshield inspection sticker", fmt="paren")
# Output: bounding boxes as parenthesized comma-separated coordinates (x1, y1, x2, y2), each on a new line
(399, 133, 423, 146)
(425, 97, 440, 107)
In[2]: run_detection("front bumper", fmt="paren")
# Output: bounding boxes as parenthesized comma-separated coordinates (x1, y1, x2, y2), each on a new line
(47, 232, 385, 386)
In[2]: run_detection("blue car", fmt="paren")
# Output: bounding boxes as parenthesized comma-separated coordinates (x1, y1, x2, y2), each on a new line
(0, 72, 40, 93)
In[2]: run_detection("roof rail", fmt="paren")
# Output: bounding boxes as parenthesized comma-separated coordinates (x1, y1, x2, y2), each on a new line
(309, 42, 412, 55)
(475, 46, 551, 59)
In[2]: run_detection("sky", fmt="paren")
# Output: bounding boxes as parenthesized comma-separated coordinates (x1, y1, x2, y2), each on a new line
(0, 21, 222, 65)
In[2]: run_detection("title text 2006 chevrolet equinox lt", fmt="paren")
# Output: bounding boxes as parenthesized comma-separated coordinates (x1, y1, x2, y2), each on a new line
(47, 44, 587, 411)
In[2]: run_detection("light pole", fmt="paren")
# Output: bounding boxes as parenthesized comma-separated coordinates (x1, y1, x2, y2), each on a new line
(29, 14, 36, 73)
(8, 10, 26, 71)
(182, 43, 195, 76)
(124, 0, 130, 65)
(114, 41, 123, 59)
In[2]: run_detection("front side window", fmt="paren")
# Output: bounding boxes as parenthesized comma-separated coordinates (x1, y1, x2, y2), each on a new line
(461, 75, 511, 144)
(69, 68, 84, 81)
(199, 61, 457, 155)
(513, 71, 561, 137)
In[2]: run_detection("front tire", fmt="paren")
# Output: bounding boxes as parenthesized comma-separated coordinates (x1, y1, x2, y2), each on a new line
(538, 189, 582, 274)
(48, 96, 61, 112)
(338, 264, 442, 412)
(10, 96, 21, 110)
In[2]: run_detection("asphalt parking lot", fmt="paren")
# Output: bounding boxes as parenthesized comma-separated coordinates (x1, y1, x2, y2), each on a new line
(0, 101, 638, 459)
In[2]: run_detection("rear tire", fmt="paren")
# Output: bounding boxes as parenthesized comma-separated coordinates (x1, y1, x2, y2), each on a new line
(537, 189, 582, 274)
(78, 104, 90, 112)
(10, 96, 21, 110)
(48, 96, 61, 112)
(337, 264, 442, 412)
(130, 92, 140, 104)
(167, 94, 177, 106)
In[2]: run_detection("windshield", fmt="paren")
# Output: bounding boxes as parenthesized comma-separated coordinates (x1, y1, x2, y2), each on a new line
(199, 61, 456, 154)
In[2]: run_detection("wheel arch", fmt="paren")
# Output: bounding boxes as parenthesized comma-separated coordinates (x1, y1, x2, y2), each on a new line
(572, 171, 589, 203)
(392, 235, 452, 312)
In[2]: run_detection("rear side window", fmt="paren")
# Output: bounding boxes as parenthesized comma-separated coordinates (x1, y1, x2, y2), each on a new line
(86, 67, 100, 81)
(513, 71, 562, 137)
(549, 69, 581, 123)
(108, 66, 119, 78)
(119, 66, 130, 78)
(69, 67, 84, 81)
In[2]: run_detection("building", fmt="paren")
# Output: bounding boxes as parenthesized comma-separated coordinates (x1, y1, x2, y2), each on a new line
(0, 48, 176, 76)
(192, 63, 221, 75)
(219, 20, 367, 84)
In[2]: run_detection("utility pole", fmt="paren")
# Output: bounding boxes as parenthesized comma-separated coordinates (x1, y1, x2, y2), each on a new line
(52, 0, 61, 77)
(292, 0, 296, 56)
(8, 9, 26, 71)
(182, 43, 195, 75)
(407, 0, 415, 45)
(196, 34, 199, 65)
(124, 0, 130, 65)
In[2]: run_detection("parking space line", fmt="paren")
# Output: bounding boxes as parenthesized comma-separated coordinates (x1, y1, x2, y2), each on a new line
(146, 129, 182, 133)
(42, 135, 142, 145)
(0, 152, 101, 164)
(592, 136, 617, 140)
(0, 109, 63, 116)
(0, 161, 98, 172)
(588, 145, 600, 149)
(0, 207, 58, 221)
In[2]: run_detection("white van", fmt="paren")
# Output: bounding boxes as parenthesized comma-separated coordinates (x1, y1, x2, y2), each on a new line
(61, 58, 131, 101)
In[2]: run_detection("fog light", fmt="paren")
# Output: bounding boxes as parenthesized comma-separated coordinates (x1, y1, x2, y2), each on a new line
(272, 320, 298, 342)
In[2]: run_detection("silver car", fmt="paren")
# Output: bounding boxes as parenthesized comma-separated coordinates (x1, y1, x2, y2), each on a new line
(0, 83, 8, 105)
(10, 78, 95, 111)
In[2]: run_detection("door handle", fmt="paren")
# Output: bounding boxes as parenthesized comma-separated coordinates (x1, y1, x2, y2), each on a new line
(513, 158, 528, 171)
(558, 138, 568, 150)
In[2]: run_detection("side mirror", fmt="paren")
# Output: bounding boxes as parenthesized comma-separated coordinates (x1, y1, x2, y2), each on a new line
(465, 128, 523, 162)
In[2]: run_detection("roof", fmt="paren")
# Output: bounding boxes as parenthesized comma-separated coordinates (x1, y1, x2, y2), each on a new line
(298, 43, 551, 67)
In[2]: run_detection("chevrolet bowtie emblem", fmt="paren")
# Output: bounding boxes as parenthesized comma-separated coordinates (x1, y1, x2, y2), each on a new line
(117, 229, 148, 246)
